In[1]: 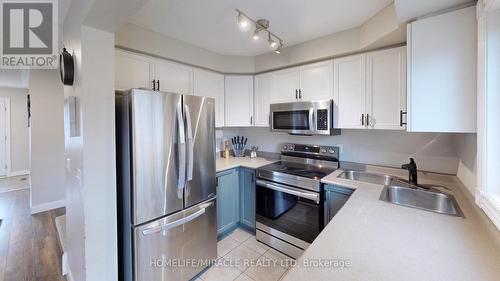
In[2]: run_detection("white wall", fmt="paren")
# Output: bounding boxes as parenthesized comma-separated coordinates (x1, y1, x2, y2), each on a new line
(29, 70, 66, 212)
(254, 7, 407, 72)
(115, 23, 255, 73)
(0, 88, 29, 173)
(63, 25, 117, 281)
(222, 127, 461, 174)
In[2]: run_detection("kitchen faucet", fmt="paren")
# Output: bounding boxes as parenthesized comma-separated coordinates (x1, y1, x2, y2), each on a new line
(401, 158, 418, 186)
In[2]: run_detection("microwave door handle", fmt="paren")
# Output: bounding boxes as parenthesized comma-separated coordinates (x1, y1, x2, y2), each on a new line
(256, 180, 319, 203)
(309, 108, 315, 133)
(141, 201, 214, 236)
(176, 102, 186, 199)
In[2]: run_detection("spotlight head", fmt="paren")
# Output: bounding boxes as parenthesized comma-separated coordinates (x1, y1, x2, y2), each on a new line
(252, 29, 260, 40)
(238, 13, 250, 31)
(268, 33, 277, 48)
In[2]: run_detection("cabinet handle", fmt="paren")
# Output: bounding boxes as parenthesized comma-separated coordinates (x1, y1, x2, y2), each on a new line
(400, 110, 407, 127)
(157, 80, 160, 91)
(295, 89, 298, 99)
(250, 116, 253, 125)
(152, 80, 156, 91)
(299, 89, 302, 99)
(361, 114, 365, 126)
(366, 114, 370, 127)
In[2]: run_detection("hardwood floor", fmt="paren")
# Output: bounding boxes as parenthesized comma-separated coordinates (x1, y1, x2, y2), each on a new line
(0, 189, 66, 281)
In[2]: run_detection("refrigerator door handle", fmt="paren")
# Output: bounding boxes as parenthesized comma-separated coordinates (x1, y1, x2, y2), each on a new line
(184, 104, 194, 183)
(176, 102, 186, 198)
(141, 201, 214, 236)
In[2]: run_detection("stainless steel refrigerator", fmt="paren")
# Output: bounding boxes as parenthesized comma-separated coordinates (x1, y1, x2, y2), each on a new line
(116, 89, 217, 281)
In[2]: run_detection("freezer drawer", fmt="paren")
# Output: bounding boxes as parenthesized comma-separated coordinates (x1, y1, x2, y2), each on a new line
(134, 198, 217, 281)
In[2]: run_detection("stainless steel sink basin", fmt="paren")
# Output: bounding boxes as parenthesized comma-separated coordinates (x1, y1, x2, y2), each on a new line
(337, 170, 398, 185)
(379, 185, 464, 218)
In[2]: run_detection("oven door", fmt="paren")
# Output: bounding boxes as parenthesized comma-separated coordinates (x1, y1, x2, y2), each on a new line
(270, 102, 315, 135)
(255, 179, 322, 245)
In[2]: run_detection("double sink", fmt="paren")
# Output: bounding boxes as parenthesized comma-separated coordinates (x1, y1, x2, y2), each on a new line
(337, 170, 464, 218)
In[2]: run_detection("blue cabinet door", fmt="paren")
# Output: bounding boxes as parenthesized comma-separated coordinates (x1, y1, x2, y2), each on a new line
(239, 168, 256, 230)
(216, 169, 239, 236)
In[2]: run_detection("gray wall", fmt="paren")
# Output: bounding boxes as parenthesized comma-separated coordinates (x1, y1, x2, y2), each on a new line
(221, 127, 461, 174)
(0, 87, 29, 173)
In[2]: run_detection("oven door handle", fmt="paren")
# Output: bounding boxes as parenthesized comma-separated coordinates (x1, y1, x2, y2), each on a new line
(256, 180, 319, 203)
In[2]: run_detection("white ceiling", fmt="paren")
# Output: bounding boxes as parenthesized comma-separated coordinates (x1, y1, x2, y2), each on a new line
(128, 0, 393, 56)
(394, 0, 472, 22)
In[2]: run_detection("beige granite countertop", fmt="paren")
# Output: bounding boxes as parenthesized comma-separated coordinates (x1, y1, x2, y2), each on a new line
(216, 156, 276, 173)
(282, 167, 500, 281)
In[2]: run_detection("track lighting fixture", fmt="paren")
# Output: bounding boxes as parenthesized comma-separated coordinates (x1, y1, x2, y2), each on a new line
(236, 9, 284, 53)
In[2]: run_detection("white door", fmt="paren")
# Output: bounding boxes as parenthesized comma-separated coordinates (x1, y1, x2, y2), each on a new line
(254, 73, 273, 127)
(115, 50, 155, 91)
(272, 67, 300, 103)
(193, 69, 225, 127)
(299, 61, 333, 101)
(367, 47, 406, 130)
(224, 75, 254, 127)
(0, 99, 7, 176)
(333, 54, 367, 129)
(155, 60, 193, 94)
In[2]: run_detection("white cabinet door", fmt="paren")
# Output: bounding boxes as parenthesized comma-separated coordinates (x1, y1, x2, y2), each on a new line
(155, 60, 193, 94)
(333, 54, 366, 129)
(367, 47, 406, 130)
(272, 67, 300, 103)
(115, 50, 155, 91)
(193, 69, 225, 127)
(224, 75, 254, 127)
(407, 6, 476, 132)
(254, 73, 273, 127)
(299, 61, 333, 101)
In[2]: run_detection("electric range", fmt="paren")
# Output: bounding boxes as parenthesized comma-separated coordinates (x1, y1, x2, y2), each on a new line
(255, 143, 339, 259)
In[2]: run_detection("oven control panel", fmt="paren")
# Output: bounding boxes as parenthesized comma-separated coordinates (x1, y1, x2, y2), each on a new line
(281, 143, 339, 157)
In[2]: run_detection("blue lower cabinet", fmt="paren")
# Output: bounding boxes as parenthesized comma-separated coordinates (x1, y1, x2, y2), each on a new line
(239, 168, 256, 231)
(216, 169, 239, 237)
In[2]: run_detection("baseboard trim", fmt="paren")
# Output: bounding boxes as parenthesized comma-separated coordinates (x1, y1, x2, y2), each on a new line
(31, 199, 65, 214)
(8, 170, 30, 177)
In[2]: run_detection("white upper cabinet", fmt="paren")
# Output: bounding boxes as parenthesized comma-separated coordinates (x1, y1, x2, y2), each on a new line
(299, 61, 333, 101)
(271, 62, 333, 103)
(334, 47, 407, 130)
(254, 73, 273, 127)
(333, 54, 366, 129)
(115, 50, 155, 91)
(272, 67, 300, 103)
(193, 69, 225, 127)
(224, 75, 254, 127)
(155, 60, 193, 94)
(366, 47, 407, 130)
(407, 6, 476, 133)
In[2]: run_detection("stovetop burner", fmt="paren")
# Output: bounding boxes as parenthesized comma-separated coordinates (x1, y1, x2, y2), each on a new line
(259, 161, 336, 180)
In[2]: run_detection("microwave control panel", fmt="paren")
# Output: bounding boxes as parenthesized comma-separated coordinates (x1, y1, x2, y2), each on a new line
(316, 109, 328, 130)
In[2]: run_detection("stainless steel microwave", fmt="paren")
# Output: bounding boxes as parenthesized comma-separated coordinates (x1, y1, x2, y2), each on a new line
(270, 100, 340, 136)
